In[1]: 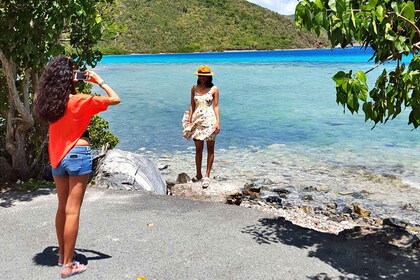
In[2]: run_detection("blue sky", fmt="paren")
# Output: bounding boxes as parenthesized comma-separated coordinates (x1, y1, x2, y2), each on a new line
(247, 0, 298, 15)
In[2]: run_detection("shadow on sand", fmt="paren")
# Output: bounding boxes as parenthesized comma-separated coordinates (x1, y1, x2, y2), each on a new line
(0, 188, 55, 208)
(33, 246, 112, 267)
(242, 217, 419, 280)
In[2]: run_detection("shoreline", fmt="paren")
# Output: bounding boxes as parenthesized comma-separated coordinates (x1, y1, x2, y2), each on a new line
(149, 147, 420, 239)
(103, 45, 363, 57)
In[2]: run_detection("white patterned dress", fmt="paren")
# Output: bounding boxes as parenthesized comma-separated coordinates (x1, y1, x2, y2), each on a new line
(183, 86, 217, 141)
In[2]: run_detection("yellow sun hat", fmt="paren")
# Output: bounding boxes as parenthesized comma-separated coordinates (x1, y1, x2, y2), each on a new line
(194, 65, 214, 76)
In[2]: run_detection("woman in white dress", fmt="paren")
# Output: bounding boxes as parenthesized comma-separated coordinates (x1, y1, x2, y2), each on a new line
(183, 65, 220, 188)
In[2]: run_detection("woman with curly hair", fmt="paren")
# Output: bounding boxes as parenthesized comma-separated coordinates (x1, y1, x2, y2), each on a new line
(34, 55, 120, 278)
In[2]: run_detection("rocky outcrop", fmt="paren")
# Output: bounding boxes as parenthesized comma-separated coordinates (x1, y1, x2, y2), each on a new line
(169, 180, 241, 203)
(92, 149, 166, 195)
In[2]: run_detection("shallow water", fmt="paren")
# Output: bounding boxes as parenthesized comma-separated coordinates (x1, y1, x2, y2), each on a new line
(93, 48, 420, 225)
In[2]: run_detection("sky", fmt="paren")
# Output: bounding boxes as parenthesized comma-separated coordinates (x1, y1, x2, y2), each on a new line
(247, 0, 298, 15)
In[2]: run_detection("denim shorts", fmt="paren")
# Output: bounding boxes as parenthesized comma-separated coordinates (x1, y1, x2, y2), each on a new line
(52, 146, 92, 177)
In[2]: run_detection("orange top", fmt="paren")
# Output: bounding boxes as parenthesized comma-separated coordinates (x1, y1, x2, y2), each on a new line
(49, 94, 110, 168)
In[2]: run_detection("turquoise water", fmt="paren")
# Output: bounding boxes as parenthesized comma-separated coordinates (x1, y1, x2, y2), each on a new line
(93, 47, 420, 189)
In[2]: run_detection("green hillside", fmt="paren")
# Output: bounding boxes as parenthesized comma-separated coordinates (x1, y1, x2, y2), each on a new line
(99, 0, 328, 54)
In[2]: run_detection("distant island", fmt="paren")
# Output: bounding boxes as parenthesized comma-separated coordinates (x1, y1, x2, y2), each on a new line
(98, 0, 329, 55)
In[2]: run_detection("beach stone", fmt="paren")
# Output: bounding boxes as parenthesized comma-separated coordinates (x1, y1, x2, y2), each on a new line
(353, 203, 371, 218)
(244, 182, 261, 193)
(176, 172, 190, 184)
(270, 187, 290, 197)
(93, 149, 167, 195)
(327, 203, 337, 210)
(383, 218, 408, 229)
(303, 186, 317, 192)
(170, 181, 241, 203)
(302, 194, 313, 201)
(401, 203, 417, 211)
(226, 193, 242, 205)
(243, 182, 260, 198)
(262, 178, 274, 185)
(340, 205, 353, 214)
(265, 196, 282, 205)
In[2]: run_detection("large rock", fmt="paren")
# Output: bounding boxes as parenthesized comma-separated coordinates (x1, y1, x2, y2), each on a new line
(169, 179, 241, 203)
(93, 149, 167, 195)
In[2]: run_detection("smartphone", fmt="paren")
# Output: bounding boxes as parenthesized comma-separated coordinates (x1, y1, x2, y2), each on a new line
(73, 71, 87, 81)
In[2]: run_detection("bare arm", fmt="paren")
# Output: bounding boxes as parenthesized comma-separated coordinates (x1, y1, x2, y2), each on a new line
(188, 85, 196, 122)
(213, 86, 220, 133)
(86, 70, 121, 105)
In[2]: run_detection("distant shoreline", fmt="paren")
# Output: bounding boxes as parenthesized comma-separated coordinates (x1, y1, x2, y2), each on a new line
(104, 45, 366, 57)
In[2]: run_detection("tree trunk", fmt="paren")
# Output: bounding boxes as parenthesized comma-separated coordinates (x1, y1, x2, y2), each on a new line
(0, 50, 34, 181)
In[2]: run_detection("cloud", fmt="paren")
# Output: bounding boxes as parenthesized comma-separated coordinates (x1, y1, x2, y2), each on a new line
(247, 0, 298, 15)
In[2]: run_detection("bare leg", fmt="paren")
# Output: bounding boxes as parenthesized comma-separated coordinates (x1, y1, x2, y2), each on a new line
(205, 140, 215, 178)
(54, 176, 69, 260)
(194, 139, 204, 179)
(54, 174, 89, 266)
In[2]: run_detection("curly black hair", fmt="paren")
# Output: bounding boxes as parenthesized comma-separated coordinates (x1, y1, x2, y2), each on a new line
(197, 76, 214, 88)
(34, 55, 75, 123)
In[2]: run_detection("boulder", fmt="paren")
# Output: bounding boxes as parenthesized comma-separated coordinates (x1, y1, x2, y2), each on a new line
(93, 149, 167, 195)
(169, 180, 241, 203)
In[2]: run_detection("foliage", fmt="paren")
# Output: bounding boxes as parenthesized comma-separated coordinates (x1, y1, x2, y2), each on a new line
(295, 0, 420, 128)
(97, 0, 329, 54)
(0, 1, 119, 181)
(13, 178, 55, 191)
(88, 115, 119, 149)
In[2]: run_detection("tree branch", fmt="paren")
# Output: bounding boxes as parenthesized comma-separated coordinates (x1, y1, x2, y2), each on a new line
(396, 14, 420, 40)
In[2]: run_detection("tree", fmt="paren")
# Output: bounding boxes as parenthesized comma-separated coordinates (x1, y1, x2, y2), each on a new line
(0, 0, 117, 181)
(295, 0, 420, 128)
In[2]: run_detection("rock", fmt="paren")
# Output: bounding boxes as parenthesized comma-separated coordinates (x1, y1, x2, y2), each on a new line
(401, 203, 417, 211)
(176, 172, 190, 184)
(302, 194, 313, 201)
(244, 182, 261, 193)
(270, 187, 290, 197)
(383, 218, 408, 229)
(353, 203, 371, 218)
(327, 203, 337, 210)
(328, 216, 347, 223)
(243, 182, 260, 197)
(303, 186, 317, 192)
(226, 194, 243, 205)
(158, 164, 169, 170)
(93, 149, 167, 195)
(170, 181, 241, 203)
(340, 205, 353, 214)
(262, 178, 274, 185)
(265, 196, 282, 205)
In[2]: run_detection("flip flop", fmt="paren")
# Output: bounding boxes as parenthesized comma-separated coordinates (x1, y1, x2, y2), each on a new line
(60, 261, 87, 278)
(190, 176, 202, 183)
(202, 177, 210, 188)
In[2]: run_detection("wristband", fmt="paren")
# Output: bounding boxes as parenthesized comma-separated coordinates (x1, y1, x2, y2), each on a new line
(99, 81, 107, 87)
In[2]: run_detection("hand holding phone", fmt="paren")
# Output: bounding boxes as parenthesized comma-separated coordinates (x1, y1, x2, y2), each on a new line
(73, 70, 88, 81)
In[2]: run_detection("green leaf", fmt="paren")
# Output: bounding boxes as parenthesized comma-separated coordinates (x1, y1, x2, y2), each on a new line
(350, 9, 356, 26)
(355, 71, 367, 84)
(371, 15, 377, 34)
(391, 1, 400, 14)
(401, 1, 415, 21)
(328, 0, 337, 12)
(314, 0, 324, 9)
(333, 71, 347, 85)
(376, 6, 385, 23)
(315, 11, 325, 25)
